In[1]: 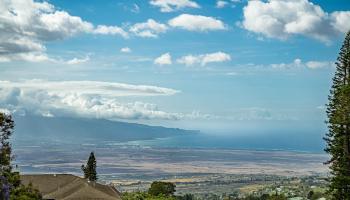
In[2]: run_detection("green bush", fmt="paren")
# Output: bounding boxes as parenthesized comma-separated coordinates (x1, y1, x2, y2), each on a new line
(148, 182, 176, 197)
(122, 191, 177, 200)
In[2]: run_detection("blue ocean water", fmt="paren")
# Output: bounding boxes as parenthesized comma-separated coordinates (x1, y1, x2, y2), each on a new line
(123, 131, 326, 153)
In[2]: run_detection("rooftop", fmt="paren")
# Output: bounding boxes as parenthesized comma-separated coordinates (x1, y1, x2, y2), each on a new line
(21, 174, 121, 200)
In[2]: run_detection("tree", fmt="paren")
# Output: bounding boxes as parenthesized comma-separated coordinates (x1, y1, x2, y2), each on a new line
(81, 152, 97, 181)
(324, 30, 350, 199)
(148, 181, 176, 197)
(0, 113, 42, 200)
(0, 113, 15, 174)
(180, 194, 194, 200)
(307, 191, 314, 199)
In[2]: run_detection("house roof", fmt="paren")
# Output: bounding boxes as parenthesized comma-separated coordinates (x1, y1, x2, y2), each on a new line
(21, 174, 121, 200)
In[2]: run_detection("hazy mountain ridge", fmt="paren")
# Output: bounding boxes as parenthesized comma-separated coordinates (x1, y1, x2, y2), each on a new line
(13, 115, 198, 141)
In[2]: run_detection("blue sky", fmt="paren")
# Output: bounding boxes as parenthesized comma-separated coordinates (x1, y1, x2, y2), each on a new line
(0, 0, 350, 134)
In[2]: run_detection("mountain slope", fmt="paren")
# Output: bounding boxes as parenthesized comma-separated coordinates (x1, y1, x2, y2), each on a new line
(13, 115, 198, 142)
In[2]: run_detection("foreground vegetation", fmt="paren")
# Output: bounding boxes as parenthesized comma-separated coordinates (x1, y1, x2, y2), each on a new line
(0, 113, 42, 199)
(122, 181, 184, 200)
(324, 30, 350, 199)
(122, 190, 289, 200)
(121, 177, 329, 200)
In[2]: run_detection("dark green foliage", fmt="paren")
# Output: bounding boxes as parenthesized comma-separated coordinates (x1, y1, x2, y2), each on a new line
(260, 194, 270, 200)
(81, 151, 97, 181)
(123, 182, 182, 200)
(0, 113, 14, 172)
(325, 30, 350, 199)
(242, 193, 286, 200)
(148, 182, 176, 197)
(10, 182, 42, 200)
(122, 191, 177, 200)
(307, 190, 314, 199)
(177, 193, 194, 200)
(307, 190, 324, 200)
(0, 113, 42, 200)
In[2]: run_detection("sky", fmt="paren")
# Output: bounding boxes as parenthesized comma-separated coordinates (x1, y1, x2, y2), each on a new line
(0, 0, 350, 134)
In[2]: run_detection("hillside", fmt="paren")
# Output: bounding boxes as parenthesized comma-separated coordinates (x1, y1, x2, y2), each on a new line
(13, 115, 198, 141)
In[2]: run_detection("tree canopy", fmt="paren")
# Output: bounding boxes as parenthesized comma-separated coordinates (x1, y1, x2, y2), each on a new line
(325, 30, 350, 199)
(148, 181, 176, 197)
(81, 151, 98, 181)
(0, 113, 42, 200)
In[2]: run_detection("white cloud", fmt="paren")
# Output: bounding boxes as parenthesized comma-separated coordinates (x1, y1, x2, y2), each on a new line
(129, 19, 168, 38)
(0, 80, 179, 97)
(270, 58, 334, 70)
(168, 14, 226, 32)
(177, 52, 231, 66)
(120, 47, 132, 53)
(216, 0, 241, 9)
(149, 0, 200, 12)
(154, 53, 172, 65)
(177, 55, 200, 66)
(305, 61, 334, 69)
(93, 25, 129, 38)
(0, 80, 181, 121)
(331, 11, 350, 33)
(270, 59, 303, 69)
(66, 56, 90, 65)
(0, 52, 54, 63)
(216, 1, 228, 8)
(0, 0, 128, 62)
(201, 52, 231, 66)
(241, 0, 350, 43)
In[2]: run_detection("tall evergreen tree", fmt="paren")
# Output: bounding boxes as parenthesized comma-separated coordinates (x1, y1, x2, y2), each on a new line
(81, 152, 97, 181)
(325, 30, 350, 199)
(0, 113, 42, 200)
(0, 113, 15, 174)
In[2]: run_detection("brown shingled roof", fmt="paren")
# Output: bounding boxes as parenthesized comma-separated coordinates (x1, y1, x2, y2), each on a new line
(21, 174, 121, 200)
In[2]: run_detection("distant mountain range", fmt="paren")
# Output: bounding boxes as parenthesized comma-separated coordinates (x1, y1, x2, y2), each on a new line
(13, 115, 198, 142)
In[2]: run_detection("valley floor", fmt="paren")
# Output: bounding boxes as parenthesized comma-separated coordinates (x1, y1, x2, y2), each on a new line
(13, 138, 329, 198)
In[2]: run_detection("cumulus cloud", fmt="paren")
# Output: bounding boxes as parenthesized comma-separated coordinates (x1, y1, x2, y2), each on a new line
(241, 0, 350, 43)
(93, 25, 129, 38)
(177, 52, 231, 66)
(150, 0, 200, 12)
(0, 0, 128, 62)
(154, 53, 172, 65)
(129, 19, 168, 38)
(169, 14, 226, 32)
(120, 47, 132, 53)
(0, 80, 182, 121)
(216, 0, 228, 8)
(331, 11, 350, 33)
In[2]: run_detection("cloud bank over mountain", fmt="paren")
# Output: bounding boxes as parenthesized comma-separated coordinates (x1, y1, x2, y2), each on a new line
(0, 80, 183, 120)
